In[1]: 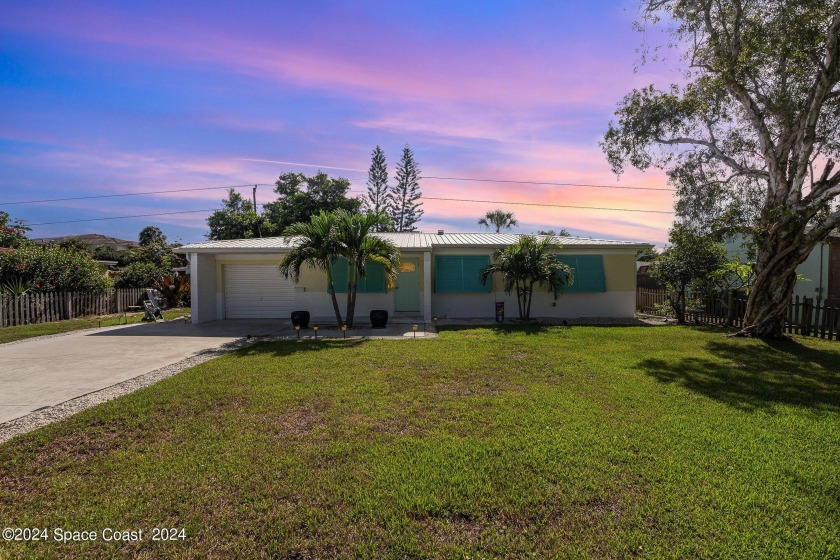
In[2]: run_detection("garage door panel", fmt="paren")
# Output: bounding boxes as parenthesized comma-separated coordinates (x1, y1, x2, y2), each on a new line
(224, 265, 294, 319)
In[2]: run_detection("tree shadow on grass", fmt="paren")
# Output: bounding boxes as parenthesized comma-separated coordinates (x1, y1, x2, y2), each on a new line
(637, 338, 840, 413)
(439, 324, 553, 336)
(235, 337, 369, 359)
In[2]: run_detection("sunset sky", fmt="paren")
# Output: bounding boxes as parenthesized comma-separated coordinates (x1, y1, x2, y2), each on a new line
(0, 1, 679, 246)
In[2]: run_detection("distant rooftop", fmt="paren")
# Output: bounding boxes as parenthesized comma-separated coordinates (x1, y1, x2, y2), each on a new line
(179, 232, 653, 252)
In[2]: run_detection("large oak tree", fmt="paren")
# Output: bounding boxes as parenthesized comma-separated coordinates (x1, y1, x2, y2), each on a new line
(602, 0, 840, 337)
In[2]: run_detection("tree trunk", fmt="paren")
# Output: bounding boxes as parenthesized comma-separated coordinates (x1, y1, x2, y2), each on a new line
(346, 286, 357, 328)
(346, 279, 357, 328)
(741, 231, 811, 338)
(670, 287, 686, 324)
(524, 283, 534, 320)
(326, 270, 343, 326)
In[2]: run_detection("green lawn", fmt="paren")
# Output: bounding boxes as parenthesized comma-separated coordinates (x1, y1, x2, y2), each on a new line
(0, 326, 838, 558)
(0, 307, 191, 344)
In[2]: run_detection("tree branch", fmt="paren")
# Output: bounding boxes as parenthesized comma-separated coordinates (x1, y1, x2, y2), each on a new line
(801, 160, 840, 207)
(792, 14, 840, 196)
(655, 135, 769, 179)
(805, 209, 840, 246)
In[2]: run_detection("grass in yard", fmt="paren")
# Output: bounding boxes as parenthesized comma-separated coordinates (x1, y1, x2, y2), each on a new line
(0, 307, 191, 344)
(0, 325, 838, 558)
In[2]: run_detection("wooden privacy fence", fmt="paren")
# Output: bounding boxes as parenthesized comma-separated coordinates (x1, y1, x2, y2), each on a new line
(0, 288, 146, 328)
(637, 288, 840, 341)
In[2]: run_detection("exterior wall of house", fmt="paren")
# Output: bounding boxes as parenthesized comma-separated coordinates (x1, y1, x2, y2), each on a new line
(432, 291, 636, 319)
(795, 242, 831, 300)
(210, 252, 429, 321)
(192, 246, 639, 322)
(192, 253, 217, 323)
(429, 247, 638, 318)
(290, 251, 428, 320)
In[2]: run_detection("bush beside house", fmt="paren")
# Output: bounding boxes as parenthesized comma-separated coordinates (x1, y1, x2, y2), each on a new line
(0, 244, 112, 293)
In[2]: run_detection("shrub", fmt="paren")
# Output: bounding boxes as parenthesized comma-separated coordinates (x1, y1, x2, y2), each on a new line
(158, 275, 190, 307)
(114, 261, 169, 289)
(0, 245, 112, 292)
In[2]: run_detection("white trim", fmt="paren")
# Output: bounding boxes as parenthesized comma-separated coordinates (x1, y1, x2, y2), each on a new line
(190, 253, 199, 324)
(423, 251, 432, 322)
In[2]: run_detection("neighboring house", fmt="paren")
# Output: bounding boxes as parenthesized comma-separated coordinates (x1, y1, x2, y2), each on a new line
(31, 233, 140, 252)
(96, 260, 119, 277)
(724, 232, 840, 303)
(179, 232, 652, 324)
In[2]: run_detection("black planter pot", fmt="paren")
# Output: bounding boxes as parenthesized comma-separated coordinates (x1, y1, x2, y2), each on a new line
(370, 309, 388, 329)
(290, 310, 310, 329)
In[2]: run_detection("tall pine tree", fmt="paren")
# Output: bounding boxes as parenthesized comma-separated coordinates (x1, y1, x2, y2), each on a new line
(389, 144, 423, 232)
(364, 146, 391, 231)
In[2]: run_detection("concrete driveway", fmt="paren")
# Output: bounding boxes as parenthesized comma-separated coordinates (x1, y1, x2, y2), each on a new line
(0, 320, 287, 424)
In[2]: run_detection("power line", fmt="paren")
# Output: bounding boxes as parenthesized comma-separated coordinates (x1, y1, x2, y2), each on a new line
(420, 196, 672, 213)
(242, 158, 674, 191)
(26, 195, 671, 226)
(0, 184, 273, 206)
(28, 209, 217, 226)
(1, 173, 672, 208)
(420, 176, 673, 192)
(347, 189, 671, 213)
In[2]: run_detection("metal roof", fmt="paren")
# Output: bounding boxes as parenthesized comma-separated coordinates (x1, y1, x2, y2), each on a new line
(179, 232, 652, 253)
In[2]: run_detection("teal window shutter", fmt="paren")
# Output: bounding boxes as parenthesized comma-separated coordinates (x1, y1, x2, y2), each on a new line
(435, 256, 463, 292)
(359, 261, 385, 293)
(462, 256, 491, 292)
(435, 255, 491, 292)
(329, 258, 386, 293)
(556, 255, 606, 292)
(576, 255, 606, 292)
(329, 257, 349, 293)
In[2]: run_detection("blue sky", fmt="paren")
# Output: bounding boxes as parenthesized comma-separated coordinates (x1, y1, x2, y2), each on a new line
(0, 1, 678, 245)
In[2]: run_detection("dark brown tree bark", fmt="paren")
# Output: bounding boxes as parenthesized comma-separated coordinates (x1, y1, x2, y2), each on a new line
(741, 229, 814, 336)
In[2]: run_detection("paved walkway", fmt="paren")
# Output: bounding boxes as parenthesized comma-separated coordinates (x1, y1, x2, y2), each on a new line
(0, 319, 435, 425)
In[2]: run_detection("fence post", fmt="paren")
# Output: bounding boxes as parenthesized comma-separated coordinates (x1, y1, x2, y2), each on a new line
(0, 295, 5, 328)
(724, 290, 734, 327)
(64, 292, 72, 320)
(802, 297, 813, 336)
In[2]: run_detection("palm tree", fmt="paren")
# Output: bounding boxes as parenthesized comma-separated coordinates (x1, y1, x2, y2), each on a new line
(279, 211, 345, 325)
(335, 210, 400, 327)
(478, 209, 518, 233)
(480, 235, 573, 320)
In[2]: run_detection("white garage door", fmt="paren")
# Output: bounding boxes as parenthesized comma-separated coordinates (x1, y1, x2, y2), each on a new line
(224, 265, 295, 319)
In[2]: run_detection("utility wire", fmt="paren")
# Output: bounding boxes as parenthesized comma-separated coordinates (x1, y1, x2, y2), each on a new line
(28, 209, 217, 226)
(0, 184, 274, 206)
(25, 194, 671, 226)
(420, 196, 672, 213)
(420, 176, 672, 192)
(0, 174, 672, 207)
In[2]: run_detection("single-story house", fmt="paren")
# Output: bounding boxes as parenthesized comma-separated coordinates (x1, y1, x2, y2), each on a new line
(178, 232, 652, 324)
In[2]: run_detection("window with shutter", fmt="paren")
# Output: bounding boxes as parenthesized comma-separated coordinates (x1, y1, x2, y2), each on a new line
(556, 255, 607, 292)
(328, 258, 386, 293)
(434, 255, 491, 292)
